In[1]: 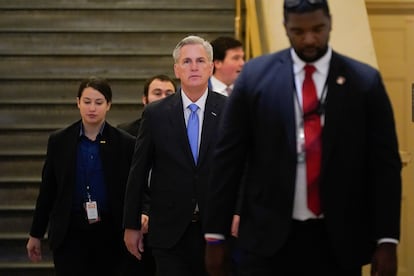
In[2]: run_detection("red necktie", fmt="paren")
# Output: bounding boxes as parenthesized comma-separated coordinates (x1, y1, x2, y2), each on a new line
(302, 64, 322, 215)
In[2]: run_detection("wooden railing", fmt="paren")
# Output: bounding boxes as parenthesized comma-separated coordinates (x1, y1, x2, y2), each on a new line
(236, 0, 263, 60)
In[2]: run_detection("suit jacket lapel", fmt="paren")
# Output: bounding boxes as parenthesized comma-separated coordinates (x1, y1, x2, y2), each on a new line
(322, 52, 348, 164)
(283, 66, 297, 157)
(198, 91, 220, 166)
(61, 122, 81, 198)
(271, 51, 297, 157)
(167, 92, 195, 165)
(100, 124, 117, 194)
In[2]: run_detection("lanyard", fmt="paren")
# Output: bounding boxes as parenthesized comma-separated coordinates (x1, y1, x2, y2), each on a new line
(293, 79, 328, 162)
(293, 80, 328, 119)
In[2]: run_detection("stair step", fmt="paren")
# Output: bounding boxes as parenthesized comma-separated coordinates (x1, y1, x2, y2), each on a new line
(0, 10, 233, 32)
(0, 0, 234, 10)
(0, 180, 40, 206)
(0, 233, 52, 262)
(0, 263, 54, 276)
(0, 130, 49, 156)
(0, 32, 232, 56)
(0, 233, 53, 275)
(0, 157, 44, 181)
(0, 79, 149, 105)
(0, 262, 53, 268)
(0, 56, 174, 80)
(0, 205, 34, 233)
(0, 103, 141, 130)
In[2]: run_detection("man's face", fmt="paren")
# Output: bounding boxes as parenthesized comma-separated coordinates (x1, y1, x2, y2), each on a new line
(214, 47, 245, 86)
(284, 9, 331, 62)
(143, 79, 175, 105)
(174, 44, 213, 91)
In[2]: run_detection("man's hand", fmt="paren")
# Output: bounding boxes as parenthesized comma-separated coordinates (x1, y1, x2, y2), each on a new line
(205, 242, 230, 276)
(141, 214, 149, 234)
(231, 215, 240, 238)
(124, 228, 144, 260)
(371, 242, 397, 276)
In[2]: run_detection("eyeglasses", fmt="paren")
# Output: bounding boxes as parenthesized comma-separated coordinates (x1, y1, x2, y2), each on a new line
(284, 0, 325, 8)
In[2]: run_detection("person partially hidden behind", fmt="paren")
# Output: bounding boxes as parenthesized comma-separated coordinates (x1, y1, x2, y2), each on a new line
(118, 74, 177, 137)
(209, 36, 245, 276)
(204, 1, 402, 276)
(118, 74, 176, 276)
(209, 36, 245, 97)
(26, 77, 136, 275)
(123, 35, 227, 276)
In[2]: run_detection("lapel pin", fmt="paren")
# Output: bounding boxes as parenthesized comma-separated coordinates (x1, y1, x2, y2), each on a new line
(100, 140, 106, 144)
(211, 112, 217, 117)
(336, 76, 346, 85)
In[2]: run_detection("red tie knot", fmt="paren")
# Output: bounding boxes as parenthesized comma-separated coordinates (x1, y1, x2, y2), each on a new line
(304, 64, 316, 76)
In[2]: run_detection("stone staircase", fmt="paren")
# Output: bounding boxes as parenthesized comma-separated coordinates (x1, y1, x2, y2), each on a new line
(0, 0, 236, 274)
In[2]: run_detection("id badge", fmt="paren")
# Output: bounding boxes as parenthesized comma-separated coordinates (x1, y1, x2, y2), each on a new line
(85, 200, 100, 224)
(297, 126, 306, 163)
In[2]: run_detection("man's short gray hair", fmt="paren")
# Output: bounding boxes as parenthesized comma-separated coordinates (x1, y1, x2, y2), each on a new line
(172, 35, 213, 63)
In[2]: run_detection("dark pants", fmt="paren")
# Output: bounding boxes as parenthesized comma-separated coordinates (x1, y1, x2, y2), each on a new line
(229, 236, 241, 276)
(152, 221, 207, 276)
(121, 234, 156, 276)
(53, 213, 126, 276)
(238, 219, 361, 276)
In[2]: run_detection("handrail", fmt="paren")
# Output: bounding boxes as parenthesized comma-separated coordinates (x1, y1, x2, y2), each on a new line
(235, 0, 242, 40)
(236, 0, 262, 60)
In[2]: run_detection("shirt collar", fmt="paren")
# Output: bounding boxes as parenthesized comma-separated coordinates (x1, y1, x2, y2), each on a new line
(291, 47, 332, 76)
(210, 75, 231, 92)
(181, 88, 208, 111)
(79, 121, 106, 137)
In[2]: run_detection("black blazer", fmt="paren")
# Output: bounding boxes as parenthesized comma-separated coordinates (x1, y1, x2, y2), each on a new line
(123, 90, 227, 249)
(204, 49, 402, 268)
(29, 120, 136, 250)
(118, 118, 142, 137)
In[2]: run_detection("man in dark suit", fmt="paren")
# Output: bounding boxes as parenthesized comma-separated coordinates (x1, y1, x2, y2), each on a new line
(118, 75, 176, 276)
(209, 36, 245, 276)
(204, 1, 402, 276)
(123, 35, 227, 276)
(118, 74, 177, 137)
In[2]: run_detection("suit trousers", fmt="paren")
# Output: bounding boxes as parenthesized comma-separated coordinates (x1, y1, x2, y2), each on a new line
(238, 219, 362, 276)
(53, 212, 126, 276)
(152, 220, 207, 276)
(120, 234, 156, 276)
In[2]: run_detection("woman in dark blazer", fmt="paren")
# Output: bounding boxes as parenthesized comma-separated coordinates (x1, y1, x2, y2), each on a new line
(26, 77, 136, 275)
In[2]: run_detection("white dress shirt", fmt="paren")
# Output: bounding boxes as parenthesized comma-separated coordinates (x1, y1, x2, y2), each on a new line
(291, 47, 331, 220)
(210, 75, 232, 97)
(181, 88, 208, 155)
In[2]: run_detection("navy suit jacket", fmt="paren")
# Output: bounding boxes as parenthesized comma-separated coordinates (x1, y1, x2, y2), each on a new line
(29, 120, 136, 250)
(124, 90, 227, 249)
(204, 49, 402, 268)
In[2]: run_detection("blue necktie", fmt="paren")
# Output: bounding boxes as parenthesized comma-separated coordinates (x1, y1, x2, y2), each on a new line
(187, 103, 199, 163)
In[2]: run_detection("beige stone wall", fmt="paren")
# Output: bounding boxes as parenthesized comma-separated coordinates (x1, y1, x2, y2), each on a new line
(256, 0, 378, 67)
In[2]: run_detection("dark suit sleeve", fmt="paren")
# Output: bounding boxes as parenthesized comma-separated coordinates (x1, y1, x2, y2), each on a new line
(366, 71, 402, 240)
(30, 134, 58, 238)
(204, 74, 250, 236)
(234, 163, 248, 215)
(123, 109, 153, 230)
